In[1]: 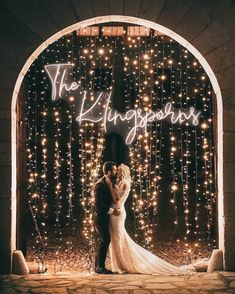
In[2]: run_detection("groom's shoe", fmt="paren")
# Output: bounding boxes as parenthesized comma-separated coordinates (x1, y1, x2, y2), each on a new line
(95, 267, 113, 274)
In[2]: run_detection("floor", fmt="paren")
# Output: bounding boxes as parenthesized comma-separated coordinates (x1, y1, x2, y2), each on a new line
(0, 271, 235, 293)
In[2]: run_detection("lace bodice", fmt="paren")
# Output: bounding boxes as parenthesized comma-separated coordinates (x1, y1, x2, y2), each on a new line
(111, 179, 131, 209)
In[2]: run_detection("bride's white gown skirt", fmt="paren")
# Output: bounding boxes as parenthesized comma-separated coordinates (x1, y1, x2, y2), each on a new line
(109, 206, 191, 275)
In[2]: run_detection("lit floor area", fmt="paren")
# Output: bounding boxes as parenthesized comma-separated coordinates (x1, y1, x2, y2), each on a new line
(0, 271, 235, 293)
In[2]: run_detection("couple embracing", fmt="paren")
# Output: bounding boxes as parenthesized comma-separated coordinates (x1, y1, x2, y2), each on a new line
(93, 161, 194, 275)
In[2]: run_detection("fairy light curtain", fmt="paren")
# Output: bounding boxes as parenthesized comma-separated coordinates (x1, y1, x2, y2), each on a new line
(24, 25, 217, 272)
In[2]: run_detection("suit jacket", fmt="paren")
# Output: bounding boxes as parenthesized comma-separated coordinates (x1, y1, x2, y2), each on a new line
(93, 176, 113, 223)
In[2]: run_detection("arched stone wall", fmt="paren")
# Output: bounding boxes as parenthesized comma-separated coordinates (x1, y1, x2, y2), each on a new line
(0, 0, 235, 273)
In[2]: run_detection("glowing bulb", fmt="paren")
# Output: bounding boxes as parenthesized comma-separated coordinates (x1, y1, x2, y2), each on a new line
(143, 54, 149, 60)
(139, 200, 144, 206)
(98, 48, 105, 55)
(172, 184, 178, 191)
(201, 123, 208, 129)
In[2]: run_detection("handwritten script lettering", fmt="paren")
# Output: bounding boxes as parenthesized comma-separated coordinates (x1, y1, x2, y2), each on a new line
(45, 64, 201, 145)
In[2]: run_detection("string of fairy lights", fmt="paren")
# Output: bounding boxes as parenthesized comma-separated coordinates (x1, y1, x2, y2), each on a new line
(24, 24, 216, 272)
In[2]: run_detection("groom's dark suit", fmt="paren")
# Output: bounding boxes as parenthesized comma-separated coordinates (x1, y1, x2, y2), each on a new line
(93, 176, 113, 269)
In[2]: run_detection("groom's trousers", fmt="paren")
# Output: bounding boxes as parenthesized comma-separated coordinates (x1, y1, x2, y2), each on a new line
(95, 218, 111, 269)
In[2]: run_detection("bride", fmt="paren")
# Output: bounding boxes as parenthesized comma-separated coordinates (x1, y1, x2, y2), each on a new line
(105, 163, 195, 275)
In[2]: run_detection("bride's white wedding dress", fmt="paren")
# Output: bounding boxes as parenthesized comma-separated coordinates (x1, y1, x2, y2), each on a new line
(109, 179, 194, 275)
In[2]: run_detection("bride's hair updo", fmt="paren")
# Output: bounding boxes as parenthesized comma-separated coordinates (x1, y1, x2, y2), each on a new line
(119, 163, 132, 182)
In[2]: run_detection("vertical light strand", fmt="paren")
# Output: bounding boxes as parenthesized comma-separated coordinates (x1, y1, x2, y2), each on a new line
(208, 82, 216, 249)
(168, 40, 179, 229)
(193, 58, 201, 251)
(53, 103, 64, 272)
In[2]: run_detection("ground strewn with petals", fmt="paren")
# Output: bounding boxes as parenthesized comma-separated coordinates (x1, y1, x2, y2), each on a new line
(0, 271, 235, 293)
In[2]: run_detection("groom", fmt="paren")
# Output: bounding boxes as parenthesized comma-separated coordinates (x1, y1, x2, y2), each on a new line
(93, 161, 120, 274)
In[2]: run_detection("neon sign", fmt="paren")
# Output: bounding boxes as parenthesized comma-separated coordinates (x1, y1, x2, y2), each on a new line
(45, 64, 201, 145)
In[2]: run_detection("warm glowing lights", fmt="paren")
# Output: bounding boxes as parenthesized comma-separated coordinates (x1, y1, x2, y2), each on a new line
(143, 53, 150, 60)
(201, 122, 208, 129)
(98, 48, 105, 55)
(171, 184, 178, 191)
(25, 25, 216, 271)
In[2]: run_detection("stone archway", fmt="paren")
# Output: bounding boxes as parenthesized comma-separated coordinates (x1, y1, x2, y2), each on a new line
(11, 15, 224, 270)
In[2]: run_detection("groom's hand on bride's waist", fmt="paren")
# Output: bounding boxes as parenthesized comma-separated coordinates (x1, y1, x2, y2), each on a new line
(113, 208, 120, 216)
(107, 207, 120, 216)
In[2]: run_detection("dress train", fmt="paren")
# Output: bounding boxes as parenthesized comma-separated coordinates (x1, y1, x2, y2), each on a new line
(109, 179, 195, 275)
